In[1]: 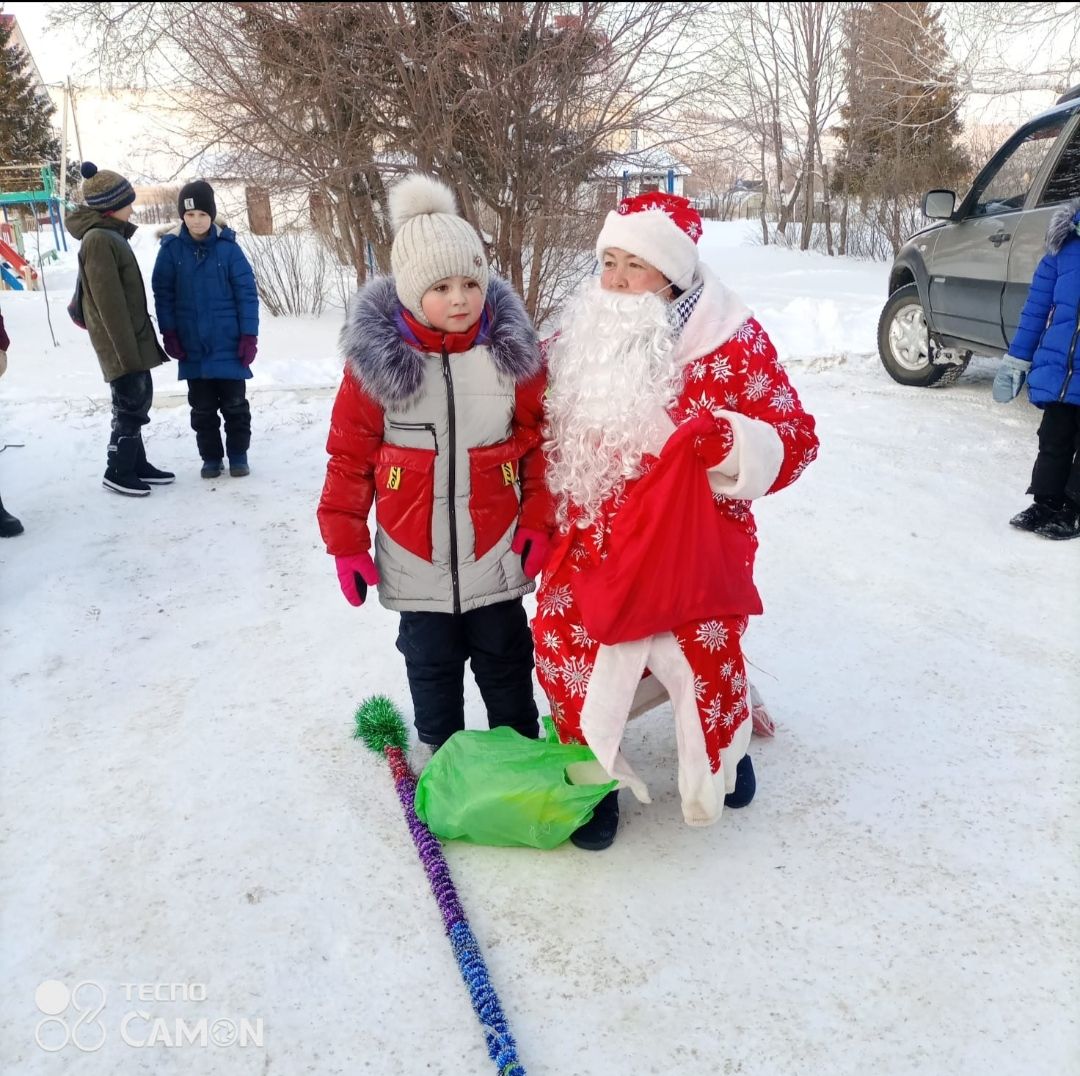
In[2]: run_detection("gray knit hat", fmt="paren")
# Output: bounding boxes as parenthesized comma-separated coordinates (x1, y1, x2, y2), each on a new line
(388, 174, 489, 323)
(79, 162, 136, 213)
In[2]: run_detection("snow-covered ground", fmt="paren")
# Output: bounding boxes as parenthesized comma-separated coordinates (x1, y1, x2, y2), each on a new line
(1, 221, 1077, 1075)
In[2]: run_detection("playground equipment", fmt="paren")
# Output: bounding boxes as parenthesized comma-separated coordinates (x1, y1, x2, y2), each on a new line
(0, 234, 38, 291)
(0, 165, 68, 291)
(0, 165, 67, 248)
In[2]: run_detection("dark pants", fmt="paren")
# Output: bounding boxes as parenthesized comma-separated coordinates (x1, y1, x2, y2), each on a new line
(397, 597, 540, 748)
(187, 378, 251, 461)
(109, 370, 153, 443)
(1028, 403, 1080, 506)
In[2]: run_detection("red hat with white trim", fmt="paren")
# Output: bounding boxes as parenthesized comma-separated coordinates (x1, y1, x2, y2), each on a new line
(595, 192, 703, 289)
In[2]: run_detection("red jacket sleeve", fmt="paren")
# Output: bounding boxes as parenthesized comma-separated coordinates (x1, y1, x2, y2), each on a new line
(689, 319, 818, 495)
(513, 367, 554, 534)
(318, 370, 385, 556)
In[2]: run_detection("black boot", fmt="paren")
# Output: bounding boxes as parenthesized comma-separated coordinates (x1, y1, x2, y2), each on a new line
(570, 791, 620, 851)
(0, 493, 23, 537)
(1010, 498, 1061, 532)
(1035, 499, 1080, 541)
(724, 754, 756, 809)
(103, 437, 151, 497)
(135, 438, 175, 484)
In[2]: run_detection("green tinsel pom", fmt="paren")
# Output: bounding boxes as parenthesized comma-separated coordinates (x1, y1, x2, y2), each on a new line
(354, 695, 409, 753)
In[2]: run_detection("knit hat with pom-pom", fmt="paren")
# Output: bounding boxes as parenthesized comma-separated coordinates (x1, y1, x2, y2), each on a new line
(389, 174, 489, 323)
(79, 162, 136, 213)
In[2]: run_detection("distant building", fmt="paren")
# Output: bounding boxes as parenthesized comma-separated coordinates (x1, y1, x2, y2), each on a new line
(594, 147, 691, 212)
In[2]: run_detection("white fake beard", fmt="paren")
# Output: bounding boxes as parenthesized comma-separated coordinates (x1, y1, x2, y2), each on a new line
(544, 281, 681, 530)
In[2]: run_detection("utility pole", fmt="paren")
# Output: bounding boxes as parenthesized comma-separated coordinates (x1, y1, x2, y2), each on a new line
(59, 82, 69, 216)
(68, 78, 84, 164)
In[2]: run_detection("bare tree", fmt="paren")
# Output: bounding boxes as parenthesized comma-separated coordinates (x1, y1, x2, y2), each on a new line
(682, 139, 750, 220)
(703, 2, 844, 250)
(773, 1, 845, 251)
(54, 2, 710, 324)
(942, 1, 1079, 99)
(707, 2, 800, 241)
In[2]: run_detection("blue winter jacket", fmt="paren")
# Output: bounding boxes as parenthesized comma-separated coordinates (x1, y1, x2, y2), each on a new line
(1007, 199, 1080, 408)
(151, 223, 259, 381)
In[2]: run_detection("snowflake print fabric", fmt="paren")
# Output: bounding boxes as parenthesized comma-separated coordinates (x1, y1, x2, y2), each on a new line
(532, 310, 818, 776)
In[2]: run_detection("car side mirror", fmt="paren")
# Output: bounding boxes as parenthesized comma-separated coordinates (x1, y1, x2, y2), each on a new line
(923, 190, 957, 220)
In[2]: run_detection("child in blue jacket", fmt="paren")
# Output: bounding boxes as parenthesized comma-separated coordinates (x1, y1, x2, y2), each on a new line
(993, 198, 1080, 541)
(152, 180, 260, 478)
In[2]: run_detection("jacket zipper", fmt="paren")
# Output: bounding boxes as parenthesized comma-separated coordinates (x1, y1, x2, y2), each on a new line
(441, 348, 461, 616)
(1060, 308, 1080, 402)
(386, 420, 438, 454)
(1035, 304, 1054, 354)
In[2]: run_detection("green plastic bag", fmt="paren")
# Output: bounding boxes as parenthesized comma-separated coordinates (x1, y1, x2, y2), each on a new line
(414, 720, 617, 849)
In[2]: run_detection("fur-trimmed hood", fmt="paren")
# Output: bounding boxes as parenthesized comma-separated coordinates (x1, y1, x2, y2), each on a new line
(1046, 198, 1080, 255)
(341, 275, 540, 406)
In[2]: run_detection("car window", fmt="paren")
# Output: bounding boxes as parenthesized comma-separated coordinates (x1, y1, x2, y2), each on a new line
(972, 117, 1067, 216)
(1038, 122, 1080, 205)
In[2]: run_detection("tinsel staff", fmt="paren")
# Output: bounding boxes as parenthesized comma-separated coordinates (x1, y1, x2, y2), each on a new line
(354, 695, 527, 1076)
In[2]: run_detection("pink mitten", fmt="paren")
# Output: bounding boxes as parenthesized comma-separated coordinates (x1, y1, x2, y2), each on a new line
(335, 553, 380, 607)
(511, 527, 552, 579)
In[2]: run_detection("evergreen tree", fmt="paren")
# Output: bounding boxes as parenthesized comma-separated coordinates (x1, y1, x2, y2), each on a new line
(0, 15, 63, 190)
(833, 2, 970, 202)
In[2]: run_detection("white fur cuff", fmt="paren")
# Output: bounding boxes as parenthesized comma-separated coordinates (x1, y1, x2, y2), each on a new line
(707, 410, 785, 500)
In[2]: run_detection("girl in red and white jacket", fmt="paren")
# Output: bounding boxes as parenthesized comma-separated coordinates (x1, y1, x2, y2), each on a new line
(318, 175, 551, 750)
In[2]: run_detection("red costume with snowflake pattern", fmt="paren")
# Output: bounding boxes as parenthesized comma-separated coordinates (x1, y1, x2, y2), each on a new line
(534, 311, 818, 796)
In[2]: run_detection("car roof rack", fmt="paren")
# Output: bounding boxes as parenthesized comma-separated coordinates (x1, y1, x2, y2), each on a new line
(1057, 85, 1080, 104)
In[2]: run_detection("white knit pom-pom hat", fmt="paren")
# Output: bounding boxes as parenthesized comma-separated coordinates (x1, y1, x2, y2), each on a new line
(388, 174, 489, 322)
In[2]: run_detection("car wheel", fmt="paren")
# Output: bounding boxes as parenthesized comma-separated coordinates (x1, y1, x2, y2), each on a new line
(877, 283, 971, 387)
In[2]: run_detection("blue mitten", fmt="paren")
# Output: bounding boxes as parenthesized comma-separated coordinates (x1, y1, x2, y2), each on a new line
(992, 355, 1031, 403)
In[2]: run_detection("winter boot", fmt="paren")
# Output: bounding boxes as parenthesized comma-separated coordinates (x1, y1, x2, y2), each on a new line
(570, 790, 620, 851)
(103, 437, 151, 497)
(409, 741, 438, 771)
(201, 459, 224, 480)
(724, 754, 756, 809)
(135, 438, 175, 485)
(0, 493, 23, 537)
(229, 453, 250, 478)
(1009, 497, 1062, 532)
(1035, 499, 1080, 541)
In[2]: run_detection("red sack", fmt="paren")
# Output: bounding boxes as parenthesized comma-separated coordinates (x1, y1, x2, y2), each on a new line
(571, 419, 763, 645)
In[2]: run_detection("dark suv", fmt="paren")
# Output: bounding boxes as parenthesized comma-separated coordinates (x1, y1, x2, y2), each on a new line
(878, 86, 1080, 387)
